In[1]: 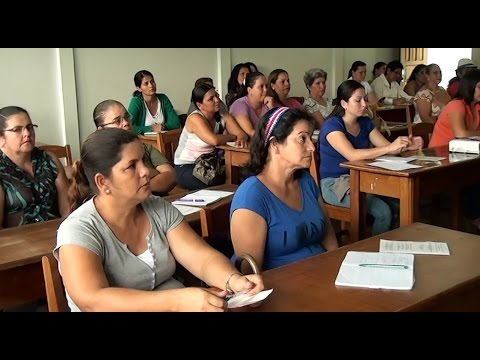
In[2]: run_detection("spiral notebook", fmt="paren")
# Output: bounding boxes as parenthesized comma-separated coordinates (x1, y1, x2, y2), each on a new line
(335, 251, 415, 290)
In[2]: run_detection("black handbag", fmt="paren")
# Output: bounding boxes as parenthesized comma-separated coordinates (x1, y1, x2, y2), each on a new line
(192, 149, 225, 186)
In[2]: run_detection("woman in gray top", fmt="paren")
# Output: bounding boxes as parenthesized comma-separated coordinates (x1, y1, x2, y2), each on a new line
(55, 128, 263, 312)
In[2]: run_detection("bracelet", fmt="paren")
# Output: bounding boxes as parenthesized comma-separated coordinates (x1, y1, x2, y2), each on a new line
(225, 272, 242, 295)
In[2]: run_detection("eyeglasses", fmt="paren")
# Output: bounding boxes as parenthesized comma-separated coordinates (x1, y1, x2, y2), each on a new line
(3, 123, 38, 134)
(100, 113, 131, 128)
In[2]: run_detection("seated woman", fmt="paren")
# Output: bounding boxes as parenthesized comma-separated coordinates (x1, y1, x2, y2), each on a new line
(55, 128, 263, 312)
(225, 63, 250, 108)
(229, 72, 273, 138)
(245, 62, 258, 73)
(370, 61, 386, 84)
(0, 106, 70, 228)
(403, 64, 428, 97)
(302, 68, 334, 129)
(348, 61, 379, 111)
(413, 64, 450, 124)
(429, 69, 480, 230)
(187, 77, 228, 115)
(230, 107, 338, 271)
(267, 69, 303, 109)
(429, 69, 480, 147)
(93, 99, 176, 195)
(319, 80, 422, 235)
(128, 70, 181, 134)
(174, 83, 248, 190)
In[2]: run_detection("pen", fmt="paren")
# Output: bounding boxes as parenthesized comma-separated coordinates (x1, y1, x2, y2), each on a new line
(359, 264, 409, 269)
(179, 198, 205, 202)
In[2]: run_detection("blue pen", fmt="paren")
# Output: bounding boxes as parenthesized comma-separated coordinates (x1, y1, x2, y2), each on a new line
(179, 198, 205, 202)
(359, 264, 409, 269)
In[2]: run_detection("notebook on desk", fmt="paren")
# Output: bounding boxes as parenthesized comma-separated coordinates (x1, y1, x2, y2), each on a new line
(335, 251, 415, 290)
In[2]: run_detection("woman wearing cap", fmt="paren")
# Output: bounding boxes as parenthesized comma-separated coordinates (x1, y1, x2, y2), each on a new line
(447, 58, 478, 98)
(230, 107, 338, 272)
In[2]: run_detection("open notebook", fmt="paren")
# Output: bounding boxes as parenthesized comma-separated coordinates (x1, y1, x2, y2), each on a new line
(335, 251, 415, 290)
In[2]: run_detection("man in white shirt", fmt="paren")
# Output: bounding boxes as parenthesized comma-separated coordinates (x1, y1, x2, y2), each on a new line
(371, 60, 412, 105)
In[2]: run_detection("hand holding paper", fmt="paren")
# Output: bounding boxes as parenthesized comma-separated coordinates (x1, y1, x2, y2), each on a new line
(227, 289, 273, 309)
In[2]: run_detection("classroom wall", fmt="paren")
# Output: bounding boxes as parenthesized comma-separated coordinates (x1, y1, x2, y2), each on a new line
(0, 48, 65, 147)
(73, 48, 217, 146)
(0, 47, 407, 160)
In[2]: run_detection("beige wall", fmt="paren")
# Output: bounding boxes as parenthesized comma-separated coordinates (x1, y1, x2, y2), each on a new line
(0, 48, 65, 147)
(0, 48, 406, 160)
(73, 48, 217, 147)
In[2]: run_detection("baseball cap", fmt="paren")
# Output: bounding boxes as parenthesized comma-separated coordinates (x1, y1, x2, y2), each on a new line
(457, 58, 477, 71)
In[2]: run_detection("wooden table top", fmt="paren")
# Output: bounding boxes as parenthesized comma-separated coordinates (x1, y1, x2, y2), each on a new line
(0, 218, 63, 272)
(249, 223, 480, 312)
(341, 145, 480, 177)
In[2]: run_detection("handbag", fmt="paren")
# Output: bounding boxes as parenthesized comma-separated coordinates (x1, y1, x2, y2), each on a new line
(192, 149, 226, 186)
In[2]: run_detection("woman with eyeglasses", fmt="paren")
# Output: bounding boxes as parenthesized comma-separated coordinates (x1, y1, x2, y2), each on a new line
(174, 83, 248, 190)
(93, 100, 177, 195)
(128, 70, 181, 135)
(0, 106, 70, 228)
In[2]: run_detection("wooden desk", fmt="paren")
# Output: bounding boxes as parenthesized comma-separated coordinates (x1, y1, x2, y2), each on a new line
(341, 146, 480, 242)
(377, 104, 413, 123)
(217, 145, 250, 185)
(382, 122, 434, 147)
(163, 184, 238, 233)
(248, 223, 480, 312)
(0, 184, 237, 310)
(0, 219, 62, 309)
(139, 129, 182, 164)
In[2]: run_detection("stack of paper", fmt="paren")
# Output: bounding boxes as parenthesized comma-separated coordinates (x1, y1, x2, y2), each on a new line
(171, 189, 234, 207)
(335, 251, 414, 290)
(171, 204, 202, 216)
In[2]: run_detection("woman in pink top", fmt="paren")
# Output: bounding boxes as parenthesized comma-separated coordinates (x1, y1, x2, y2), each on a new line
(229, 72, 273, 139)
(429, 69, 480, 147)
(429, 69, 480, 230)
(267, 69, 303, 109)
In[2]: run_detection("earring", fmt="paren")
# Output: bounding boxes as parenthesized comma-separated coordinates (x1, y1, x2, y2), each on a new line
(105, 189, 111, 195)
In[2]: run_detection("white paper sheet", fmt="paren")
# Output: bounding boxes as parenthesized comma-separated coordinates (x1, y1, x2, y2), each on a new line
(172, 204, 202, 216)
(368, 161, 422, 171)
(171, 190, 234, 207)
(379, 239, 450, 255)
(227, 288, 273, 309)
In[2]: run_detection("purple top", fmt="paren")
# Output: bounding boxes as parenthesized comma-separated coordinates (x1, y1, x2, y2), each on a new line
(230, 96, 269, 128)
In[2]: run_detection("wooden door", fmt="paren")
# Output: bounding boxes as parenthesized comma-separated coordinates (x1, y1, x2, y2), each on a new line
(401, 48, 427, 86)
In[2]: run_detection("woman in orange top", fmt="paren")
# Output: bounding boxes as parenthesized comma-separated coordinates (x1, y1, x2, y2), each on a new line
(429, 69, 480, 148)
(429, 69, 480, 230)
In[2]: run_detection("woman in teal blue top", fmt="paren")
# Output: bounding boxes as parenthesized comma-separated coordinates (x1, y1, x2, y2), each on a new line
(128, 70, 181, 134)
(0, 106, 70, 228)
(230, 107, 338, 271)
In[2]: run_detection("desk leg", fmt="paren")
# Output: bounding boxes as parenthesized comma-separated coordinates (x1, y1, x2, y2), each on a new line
(224, 151, 233, 185)
(451, 190, 461, 230)
(399, 178, 417, 226)
(350, 169, 366, 242)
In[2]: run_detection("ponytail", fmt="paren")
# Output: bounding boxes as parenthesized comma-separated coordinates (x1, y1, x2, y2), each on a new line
(68, 160, 93, 213)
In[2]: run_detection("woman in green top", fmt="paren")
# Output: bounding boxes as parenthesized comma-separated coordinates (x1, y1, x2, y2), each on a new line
(128, 70, 181, 134)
